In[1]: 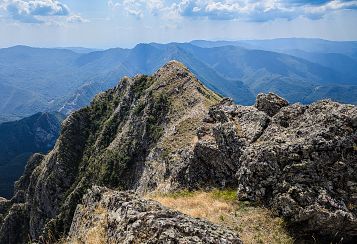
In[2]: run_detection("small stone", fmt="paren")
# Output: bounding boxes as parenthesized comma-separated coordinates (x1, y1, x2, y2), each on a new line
(255, 92, 289, 117)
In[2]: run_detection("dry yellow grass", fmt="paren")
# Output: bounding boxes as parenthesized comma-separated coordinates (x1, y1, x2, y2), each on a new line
(147, 189, 294, 244)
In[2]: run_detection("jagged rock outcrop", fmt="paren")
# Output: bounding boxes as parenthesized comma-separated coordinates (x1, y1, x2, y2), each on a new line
(205, 94, 357, 242)
(67, 186, 242, 244)
(0, 197, 10, 223)
(0, 61, 356, 243)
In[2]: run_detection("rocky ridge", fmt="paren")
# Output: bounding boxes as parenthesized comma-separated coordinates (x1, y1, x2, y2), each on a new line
(0, 61, 356, 243)
(0, 61, 225, 243)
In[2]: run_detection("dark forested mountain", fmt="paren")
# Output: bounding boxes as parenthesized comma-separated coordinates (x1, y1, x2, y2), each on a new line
(1, 39, 356, 123)
(0, 112, 65, 198)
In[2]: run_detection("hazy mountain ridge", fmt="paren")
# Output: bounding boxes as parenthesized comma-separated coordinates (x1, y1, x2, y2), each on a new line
(1, 38, 356, 123)
(190, 38, 357, 58)
(191, 38, 357, 80)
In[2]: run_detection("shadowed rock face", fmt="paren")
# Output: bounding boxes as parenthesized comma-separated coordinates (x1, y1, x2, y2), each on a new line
(68, 186, 242, 244)
(0, 61, 356, 243)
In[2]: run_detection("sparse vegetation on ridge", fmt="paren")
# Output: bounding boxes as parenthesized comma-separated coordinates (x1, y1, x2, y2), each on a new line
(148, 189, 294, 244)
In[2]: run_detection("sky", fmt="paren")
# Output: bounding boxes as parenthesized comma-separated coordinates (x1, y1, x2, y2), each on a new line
(0, 0, 357, 48)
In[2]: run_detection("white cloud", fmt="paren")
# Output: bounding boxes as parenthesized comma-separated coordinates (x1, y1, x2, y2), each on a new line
(108, 0, 167, 18)
(1, 0, 87, 24)
(179, 0, 357, 21)
(108, 0, 357, 22)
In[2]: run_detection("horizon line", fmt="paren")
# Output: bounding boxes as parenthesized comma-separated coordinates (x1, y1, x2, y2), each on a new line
(1, 37, 357, 50)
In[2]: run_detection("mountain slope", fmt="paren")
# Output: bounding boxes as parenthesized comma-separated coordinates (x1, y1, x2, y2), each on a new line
(191, 38, 357, 58)
(191, 39, 357, 83)
(281, 49, 357, 79)
(0, 61, 224, 242)
(0, 112, 65, 198)
(63, 42, 357, 108)
(0, 62, 356, 243)
(1, 40, 356, 122)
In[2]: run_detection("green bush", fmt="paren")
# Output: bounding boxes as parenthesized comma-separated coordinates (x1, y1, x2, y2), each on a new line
(211, 189, 237, 202)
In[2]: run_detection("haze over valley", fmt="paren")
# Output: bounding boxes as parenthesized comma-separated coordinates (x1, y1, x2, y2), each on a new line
(1, 38, 357, 124)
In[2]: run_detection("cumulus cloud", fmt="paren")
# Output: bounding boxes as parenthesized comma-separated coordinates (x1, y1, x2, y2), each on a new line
(1, 0, 87, 23)
(176, 0, 357, 21)
(108, 0, 357, 21)
(108, 0, 144, 18)
(108, 0, 165, 18)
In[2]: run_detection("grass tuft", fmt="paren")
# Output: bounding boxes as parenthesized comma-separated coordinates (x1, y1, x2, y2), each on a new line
(147, 189, 294, 244)
(211, 188, 237, 202)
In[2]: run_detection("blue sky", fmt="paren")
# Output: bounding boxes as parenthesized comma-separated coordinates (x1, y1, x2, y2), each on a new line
(0, 0, 357, 48)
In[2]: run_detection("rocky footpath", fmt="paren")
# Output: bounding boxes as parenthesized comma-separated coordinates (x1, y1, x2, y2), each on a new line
(0, 61, 356, 243)
(67, 186, 242, 244)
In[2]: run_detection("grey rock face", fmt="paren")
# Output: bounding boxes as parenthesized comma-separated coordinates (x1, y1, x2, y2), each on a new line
(186, 98, 246, 189)
(0, 197, 10, 222)
(0, 112, 65, 198)
(207, 97, 357, 241)
(0, 109, 91, 243)
(237, 100, 357, 241)
(255, 92, 289, 117)
(68, 186, 242, 244)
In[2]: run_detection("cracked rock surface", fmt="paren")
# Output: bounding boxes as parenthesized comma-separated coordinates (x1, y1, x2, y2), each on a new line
(205, 94, 357, 241)
(67, 186, 242, 244)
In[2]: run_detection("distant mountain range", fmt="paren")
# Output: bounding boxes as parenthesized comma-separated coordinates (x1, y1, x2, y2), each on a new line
(0, 112, 64, 198)
(191, 38, 357, 78)
(1, 38, 356, 123)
